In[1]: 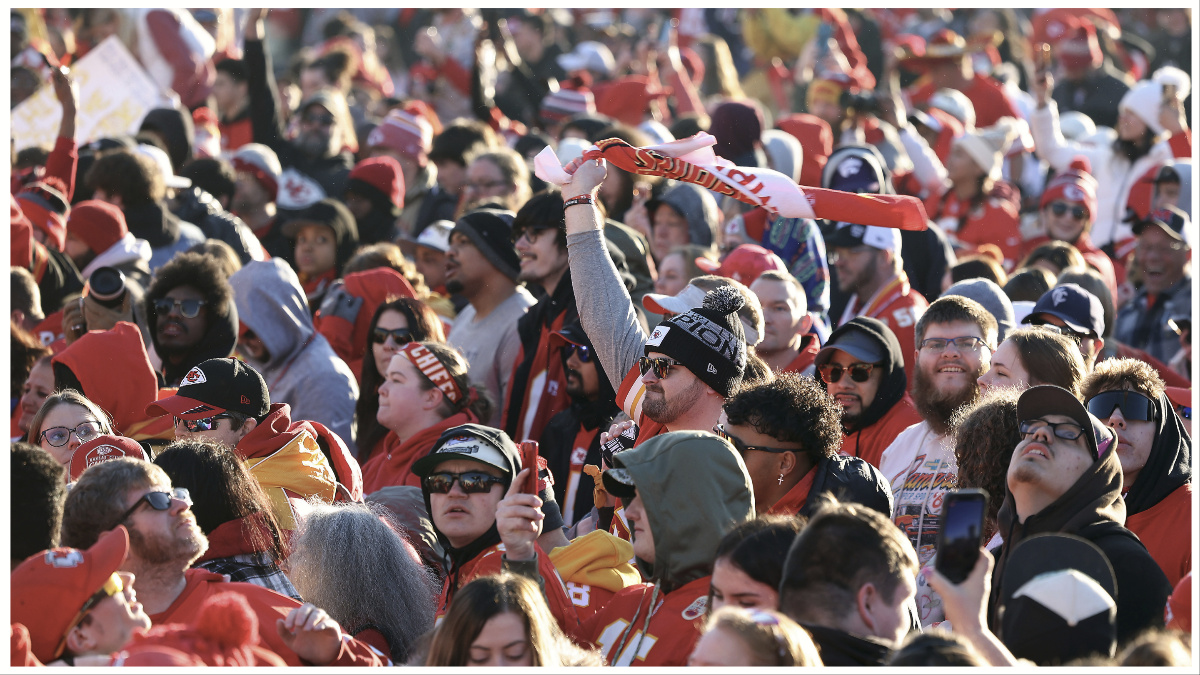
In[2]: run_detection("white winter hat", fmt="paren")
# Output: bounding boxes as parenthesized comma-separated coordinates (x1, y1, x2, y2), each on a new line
(1120, 81, 1167, 135)
(954, 117, 1021, 180)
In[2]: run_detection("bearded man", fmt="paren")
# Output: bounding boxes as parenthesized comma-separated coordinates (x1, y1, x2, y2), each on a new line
(878, 295, 996, 627)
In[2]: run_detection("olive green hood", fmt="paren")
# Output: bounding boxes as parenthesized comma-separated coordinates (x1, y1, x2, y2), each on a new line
(609, 431, 755, 592)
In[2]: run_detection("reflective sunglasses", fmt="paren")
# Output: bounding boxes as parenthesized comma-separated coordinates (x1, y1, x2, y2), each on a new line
(153, 298, 207, 318)
(563, 343, 593, 363)
(116, 487, 192, 524)
(371, 327, 414, 345)
(423, 471, 506, 495)
(639, 356, 682, 379)
(919, 336, 990, 353)
(39, 421, 103, 447)
(818, 362, 875, 384)
(1086, 390, 1156, 422)
(1049, 201, 1088, 221)
(175, 414, 234, 433)
(1019, 419, 1084, 441)
(52, 573, 125, 659)
(713, 424, 801, 455)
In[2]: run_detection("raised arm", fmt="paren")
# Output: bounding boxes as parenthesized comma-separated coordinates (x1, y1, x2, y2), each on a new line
(243, 8, 286, 152)
(561, 158, 649, 385)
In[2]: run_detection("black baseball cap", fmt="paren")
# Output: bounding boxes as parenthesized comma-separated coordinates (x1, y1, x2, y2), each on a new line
(1016, 385, 1113, 459)
(145, 357, 270, 420)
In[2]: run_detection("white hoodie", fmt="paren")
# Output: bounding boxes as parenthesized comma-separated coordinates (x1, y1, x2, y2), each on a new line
(80, 233, 153, 279)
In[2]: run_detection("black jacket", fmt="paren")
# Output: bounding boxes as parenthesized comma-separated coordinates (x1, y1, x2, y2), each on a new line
(1125, 392, 1191, 516)
(503, 266, 579, 438)
(798, 453, 894, 519)
(803, 624, 892, 666)
(1051, 64, 1132, 130)
(171, 186, 265, 264)
(140, 107, 193, 173)
(36, 247, 84, 315)
(539, 396, 621, 525)
(988, 441, 1171, 645)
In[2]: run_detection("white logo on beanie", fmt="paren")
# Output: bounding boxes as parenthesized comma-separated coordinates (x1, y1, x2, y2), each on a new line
(182, 367, 207, 386)
(646, 326, 670, 347)
(837, 157, 863, 178)
(707, 363, 718, 374)
(1064, 185, 1085, 202)
(1052, 287, 1069, 306)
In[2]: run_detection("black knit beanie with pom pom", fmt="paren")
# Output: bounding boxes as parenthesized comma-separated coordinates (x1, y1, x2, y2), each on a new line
(643, 286, 747, 397)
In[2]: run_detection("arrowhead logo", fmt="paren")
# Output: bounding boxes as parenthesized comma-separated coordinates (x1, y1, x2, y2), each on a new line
(182, 367, 207, 386)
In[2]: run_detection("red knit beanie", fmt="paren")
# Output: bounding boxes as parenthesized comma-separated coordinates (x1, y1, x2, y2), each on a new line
(348, 156, 405, 208)
(1040, 157, 1099, 219)
(67, 200, 129, 255)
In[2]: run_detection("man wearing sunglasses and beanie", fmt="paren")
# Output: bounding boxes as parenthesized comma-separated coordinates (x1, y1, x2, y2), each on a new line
(1081, 358, 1192, 588)
(987, 385, 1172, 645)
(145, 357, 361, 531)
(412, 423, 578, 632)
(815, 317, 922, 470)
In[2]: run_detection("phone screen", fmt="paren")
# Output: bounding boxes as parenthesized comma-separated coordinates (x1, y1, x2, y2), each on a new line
(935, 490, 987, 584)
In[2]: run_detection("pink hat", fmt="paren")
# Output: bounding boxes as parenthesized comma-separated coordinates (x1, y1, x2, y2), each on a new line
(694, 244, 788, 286)
(66, 200, 128, 255)
(69, 435, 150, 482)
(368, 110, 433, 166)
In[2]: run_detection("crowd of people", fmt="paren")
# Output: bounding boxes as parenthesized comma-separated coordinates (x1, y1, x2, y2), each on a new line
(9, 6, 1195, 668)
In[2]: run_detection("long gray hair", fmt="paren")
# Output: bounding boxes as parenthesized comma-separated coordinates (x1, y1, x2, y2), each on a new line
(289, 500, 439, 662)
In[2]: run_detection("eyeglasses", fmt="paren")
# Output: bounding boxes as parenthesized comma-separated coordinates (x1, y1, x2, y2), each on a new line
(153, 298, 207, 319)
(713, 424, 801, 455)
(1086, 390, 1156, 422)
(423, 471, 506, 495)
(919, 336, 990, 353)
(1019, 419, 1084, 441)
(175, 414, 234, 433)
(818, 362, 875, 384)
(116, 487, 192, 524)
(372, 327, 414, 345)
(39, 421, 103, 447)
(464, 179, 508, 192)
(1049, 201, 1088, 221)
(639, 356, 682, 379)
(563, 343, 593, 363)
(52, 573, 125, 659)
(302, 112, 335, 127)
(513, 225, 556, 244)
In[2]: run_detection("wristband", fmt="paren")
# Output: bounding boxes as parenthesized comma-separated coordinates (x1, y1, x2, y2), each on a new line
(563, 194, 595, 209)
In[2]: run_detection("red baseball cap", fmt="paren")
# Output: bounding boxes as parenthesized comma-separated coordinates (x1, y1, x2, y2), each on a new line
(694, 243, 788, 286)
(69, 435, 150, 482)
(11, 526, 130, 663)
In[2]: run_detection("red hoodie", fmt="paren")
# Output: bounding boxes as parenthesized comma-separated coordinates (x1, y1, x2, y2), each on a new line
(51, 322, 175, 444)
(234, 403, 362, 530)
(360, 411, 477, 494)
(313, 268, 416, 384)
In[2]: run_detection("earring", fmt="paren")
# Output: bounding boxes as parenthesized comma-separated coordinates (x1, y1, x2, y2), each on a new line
(777, 473, 785, 485)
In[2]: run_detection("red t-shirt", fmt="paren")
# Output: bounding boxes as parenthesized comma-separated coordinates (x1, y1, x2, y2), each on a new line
(1125, 483, 1192, 588)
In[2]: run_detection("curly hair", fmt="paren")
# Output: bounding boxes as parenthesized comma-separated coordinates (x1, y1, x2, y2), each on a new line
(723, 372, 843, 459)
(144, 252, 234, 320)
(950, 388, 1022, 537)
(86, 148, 164, 207)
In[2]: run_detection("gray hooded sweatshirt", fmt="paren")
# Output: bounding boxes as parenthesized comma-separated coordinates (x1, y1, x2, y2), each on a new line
(650, 183, 721, 249)
(230, 260, 359, 448)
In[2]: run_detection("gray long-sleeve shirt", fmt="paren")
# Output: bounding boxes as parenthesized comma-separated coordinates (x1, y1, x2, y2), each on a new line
(566, 230, 647, 388)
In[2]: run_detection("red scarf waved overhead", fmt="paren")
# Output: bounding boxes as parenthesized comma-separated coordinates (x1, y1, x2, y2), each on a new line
(534, 132, 929, 232)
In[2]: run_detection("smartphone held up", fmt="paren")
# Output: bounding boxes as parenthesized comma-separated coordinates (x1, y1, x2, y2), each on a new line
(935, 488, 989, 584)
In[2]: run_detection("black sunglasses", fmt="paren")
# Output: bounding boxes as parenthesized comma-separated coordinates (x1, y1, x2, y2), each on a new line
(713, 424, 801, 455)
(1049, 201, 1088, 221)
(153, 298, 207, 319)
(639, 356, 682, 379)
(423, 471, 506, 495)
(1086, 390, 1156, 422)
(563, 343, 593, 363)
(116, 487, 192, 524)
(1019, 419, 1084, 441)
(818, 362, 874, 384)
(372, 327, 415, 345)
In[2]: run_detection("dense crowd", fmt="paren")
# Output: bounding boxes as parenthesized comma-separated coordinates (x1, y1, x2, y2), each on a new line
(8, 6, 1196, 668)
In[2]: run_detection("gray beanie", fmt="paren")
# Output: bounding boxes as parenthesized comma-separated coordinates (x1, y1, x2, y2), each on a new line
(944, 278, 1015, 342)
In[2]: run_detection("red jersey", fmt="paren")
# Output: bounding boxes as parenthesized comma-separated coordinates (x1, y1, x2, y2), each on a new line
(615, 365, 668, 446)
(909, 74, 1020, 129)
(839, 394, 923, 470)
(501, 310, 572, 443)
(779, 335, 821, 375)
(837, 273, 928, 381)
(548, 530, 643, 625)
(931, 189, 1023, 270)
(582, 576, 711, 666)
(150, 569, 386, 666)
(436, 543, 579, 635)
(1125, 483, 1192, 588)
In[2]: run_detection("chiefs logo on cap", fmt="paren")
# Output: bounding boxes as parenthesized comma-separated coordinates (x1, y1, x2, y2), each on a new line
(182, 367, 207, 386)
(44, 550, 85, 568)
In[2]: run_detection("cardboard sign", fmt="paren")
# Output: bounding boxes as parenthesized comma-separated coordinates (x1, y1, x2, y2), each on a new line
(11, 36, 177, 152)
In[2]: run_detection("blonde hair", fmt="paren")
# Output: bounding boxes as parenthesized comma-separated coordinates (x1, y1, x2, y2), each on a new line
(702, 606, 822, 667)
